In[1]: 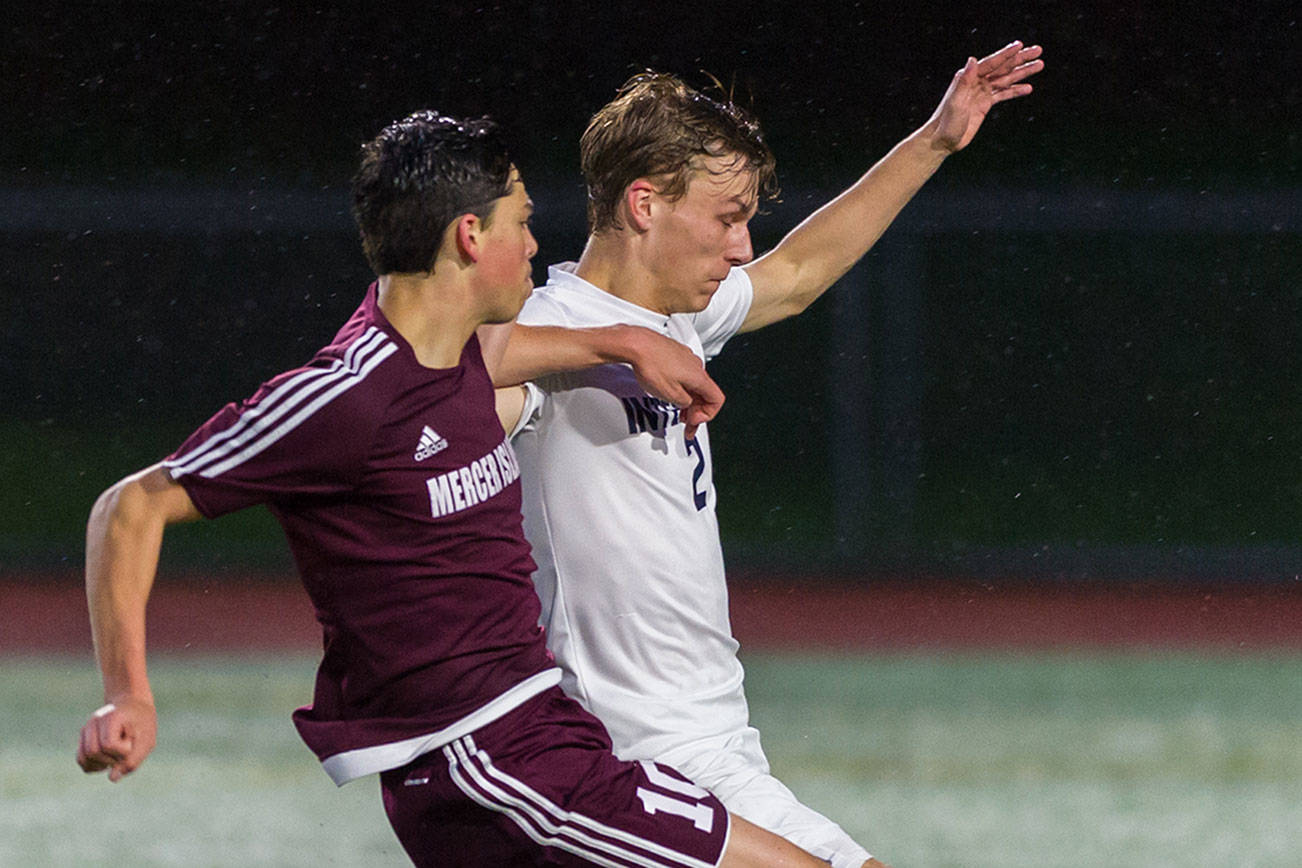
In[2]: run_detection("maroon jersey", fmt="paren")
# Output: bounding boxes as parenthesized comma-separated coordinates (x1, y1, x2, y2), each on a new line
(164, 284, 553, 773)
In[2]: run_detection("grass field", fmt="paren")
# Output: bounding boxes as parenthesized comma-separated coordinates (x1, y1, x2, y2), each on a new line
(4, 651, 1300, 867)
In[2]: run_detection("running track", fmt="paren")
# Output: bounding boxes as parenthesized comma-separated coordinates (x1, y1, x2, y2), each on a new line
(5, 572, 1302, 653)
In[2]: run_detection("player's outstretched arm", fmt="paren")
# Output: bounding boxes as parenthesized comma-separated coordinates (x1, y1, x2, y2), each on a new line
(490, 323, 725, 438)
(76, 464, 201, 782)
(741, 40, 1044, 333)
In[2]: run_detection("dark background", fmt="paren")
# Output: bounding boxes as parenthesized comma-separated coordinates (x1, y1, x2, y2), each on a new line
(3, 2, 1299, 579)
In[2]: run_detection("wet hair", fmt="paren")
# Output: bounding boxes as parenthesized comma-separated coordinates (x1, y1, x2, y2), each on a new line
(580, 72, 778, 233)
(351, 111, 513, 275)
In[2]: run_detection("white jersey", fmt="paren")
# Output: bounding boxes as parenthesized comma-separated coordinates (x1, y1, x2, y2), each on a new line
(514, 263, 874, 868)
(513, 262, 753, 761)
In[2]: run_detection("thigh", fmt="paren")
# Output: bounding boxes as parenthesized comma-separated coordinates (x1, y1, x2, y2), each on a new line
(382, 762, 534, 867)
(382, 688, 731, 868)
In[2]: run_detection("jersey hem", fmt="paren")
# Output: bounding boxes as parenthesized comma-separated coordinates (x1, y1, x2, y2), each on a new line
(320, 667, 563, 785)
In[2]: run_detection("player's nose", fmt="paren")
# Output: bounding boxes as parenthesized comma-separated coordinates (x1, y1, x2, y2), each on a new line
(726, 226, 753, 266)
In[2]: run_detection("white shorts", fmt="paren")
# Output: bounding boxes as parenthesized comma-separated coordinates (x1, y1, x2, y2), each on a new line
(657, 727, 872, 868)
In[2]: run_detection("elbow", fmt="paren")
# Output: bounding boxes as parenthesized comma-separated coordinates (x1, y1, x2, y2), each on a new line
(85, 479, 141, 586)
(90, 478, 127, 526)
(783, 292, 817, 319)
(490, 362, 527, 389)
(90, 479, 141, 541)
(90, 472, 165, 540)
(773, 261, 828, 321)
(772, 285, 818, 323)
(487, 347, 527, 388)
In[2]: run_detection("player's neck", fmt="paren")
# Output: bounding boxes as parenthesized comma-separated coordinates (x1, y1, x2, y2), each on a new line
(376, 272, 479, 369)
(574, 234, 672, 315)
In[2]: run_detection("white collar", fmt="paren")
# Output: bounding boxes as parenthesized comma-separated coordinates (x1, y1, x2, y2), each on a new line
(545, 262, 672, 331)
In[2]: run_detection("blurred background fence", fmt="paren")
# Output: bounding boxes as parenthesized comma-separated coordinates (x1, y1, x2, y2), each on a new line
(4, 181, 1298, 580)
(3, 2, 1298, 583)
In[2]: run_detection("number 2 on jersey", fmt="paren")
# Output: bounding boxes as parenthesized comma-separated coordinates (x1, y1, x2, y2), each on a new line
(686, 437, 707, 511)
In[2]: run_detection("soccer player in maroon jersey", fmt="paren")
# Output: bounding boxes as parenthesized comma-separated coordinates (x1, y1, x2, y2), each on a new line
(75, 111, 838, 866)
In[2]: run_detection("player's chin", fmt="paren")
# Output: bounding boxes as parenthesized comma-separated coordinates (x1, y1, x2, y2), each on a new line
(487, 290, 531, 324)
(689, 283, 720, 312)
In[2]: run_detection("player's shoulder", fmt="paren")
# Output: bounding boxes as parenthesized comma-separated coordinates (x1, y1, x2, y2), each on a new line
(282, 321, 408, 421)
(518, 287, 572, 326)
(712, 266, 753, 308)
(301, 290, 407, 388)
(178, 331, 401, 478)
(319, 320, 405, 380)
(681, 266, 753, 357)
(518, 263, 586, 327)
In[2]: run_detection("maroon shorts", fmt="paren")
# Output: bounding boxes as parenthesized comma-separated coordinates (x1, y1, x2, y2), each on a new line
(379, 686, 730, 867)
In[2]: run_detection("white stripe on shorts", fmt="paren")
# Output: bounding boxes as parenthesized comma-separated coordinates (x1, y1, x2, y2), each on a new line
(443, 736, 718, 868)
(166, 326, 395, 479)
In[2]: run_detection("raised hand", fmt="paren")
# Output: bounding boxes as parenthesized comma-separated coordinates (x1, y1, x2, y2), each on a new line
(927, 41, 1044, 153)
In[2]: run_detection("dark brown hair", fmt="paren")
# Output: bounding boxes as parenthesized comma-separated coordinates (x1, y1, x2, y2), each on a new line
(351, 111, 513, 275)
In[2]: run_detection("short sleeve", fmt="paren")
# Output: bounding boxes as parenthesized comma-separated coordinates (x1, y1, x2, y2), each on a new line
(163, 353, 394, 518)
(688, 267, 754, 360)
(516, 290, 574, 328)
(509, 382, 546, 439)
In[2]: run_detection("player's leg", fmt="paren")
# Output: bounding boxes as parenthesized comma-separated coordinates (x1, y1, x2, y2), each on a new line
(378, 687, 731, 866)
(661, 728, 881, 868)
(381, 755, 537, 866)
(718, 770, 879, 867)
(718, 818, 891, 866)
(719, 813, 838, 867)
(380, 687, 864, 867)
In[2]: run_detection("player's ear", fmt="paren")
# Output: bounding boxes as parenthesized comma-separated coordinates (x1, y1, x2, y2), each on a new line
(624, 180, 657, 232)
(454, 213, 482, 263)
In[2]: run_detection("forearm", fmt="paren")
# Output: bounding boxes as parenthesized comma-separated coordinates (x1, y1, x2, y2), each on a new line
(491, 323, 651, 386)
(784, 128, 946, 279)
(86, 479, 164, 703)
(744, 128, 948, 328)
(86, 466, 196, 703)
(494, 323, 723, 434)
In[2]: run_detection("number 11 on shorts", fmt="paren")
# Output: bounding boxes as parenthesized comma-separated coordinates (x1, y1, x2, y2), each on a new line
(635, 760, 716, 832)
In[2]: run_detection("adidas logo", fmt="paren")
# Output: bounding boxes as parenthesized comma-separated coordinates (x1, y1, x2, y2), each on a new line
(414, 425, 449, 462)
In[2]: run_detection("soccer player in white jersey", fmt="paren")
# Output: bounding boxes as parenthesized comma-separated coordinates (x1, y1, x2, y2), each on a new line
(503, 42, 1044, 868)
